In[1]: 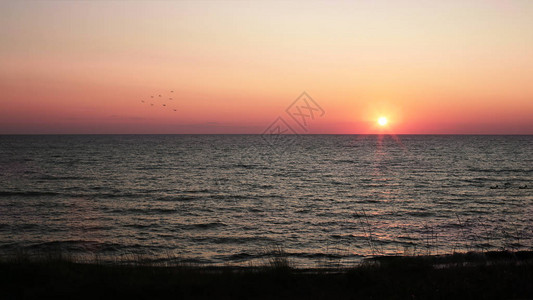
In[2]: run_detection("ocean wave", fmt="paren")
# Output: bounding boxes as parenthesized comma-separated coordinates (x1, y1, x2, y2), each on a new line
(184, 222, 227, 229)
(467, 168, 533, 174)
(36, 175, 87, 180)
(223, 250, 360, 261)
(0, 190, 148, 199)
(114, 207, 178, 215)
(0, 191, 60, 197)
(190, 235, 274, 244)
(25, 240, 122, 252)
(405, 211, 435, 217)
(124, 223, 158, 229)
(156, 195, 198, 202)
(211, 194, 249, 200)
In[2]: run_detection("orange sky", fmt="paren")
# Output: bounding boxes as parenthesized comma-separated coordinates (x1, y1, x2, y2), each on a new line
(1, 1, 532, 134)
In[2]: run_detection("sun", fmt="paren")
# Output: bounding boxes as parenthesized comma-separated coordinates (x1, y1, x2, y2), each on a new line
(377, 116, 388, 127)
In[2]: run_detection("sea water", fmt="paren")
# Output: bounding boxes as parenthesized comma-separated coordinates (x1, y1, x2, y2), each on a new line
(0, 135, 531, 267)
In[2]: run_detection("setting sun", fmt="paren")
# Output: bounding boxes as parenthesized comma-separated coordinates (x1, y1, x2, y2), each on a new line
(378, 117, 388, 127)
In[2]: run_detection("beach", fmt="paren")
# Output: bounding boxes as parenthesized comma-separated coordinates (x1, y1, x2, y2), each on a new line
(2, 250, 532, 299)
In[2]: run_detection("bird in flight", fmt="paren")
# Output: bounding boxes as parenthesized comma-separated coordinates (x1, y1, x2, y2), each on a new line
(141, 90, 179, 112)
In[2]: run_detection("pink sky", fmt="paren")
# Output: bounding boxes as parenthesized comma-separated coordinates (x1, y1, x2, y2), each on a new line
(1, 1, 532, 134)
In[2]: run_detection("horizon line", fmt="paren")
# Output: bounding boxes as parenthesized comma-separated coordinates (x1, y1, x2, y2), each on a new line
(1, 133, 532, 136)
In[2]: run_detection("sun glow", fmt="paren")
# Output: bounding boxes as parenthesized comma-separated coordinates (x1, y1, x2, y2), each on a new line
(378, 117, 388, 127)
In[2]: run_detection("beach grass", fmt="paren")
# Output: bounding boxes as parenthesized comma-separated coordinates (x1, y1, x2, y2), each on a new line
(1, 250, 532, 299)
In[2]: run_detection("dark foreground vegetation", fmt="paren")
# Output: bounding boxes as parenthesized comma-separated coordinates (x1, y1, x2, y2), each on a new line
(1, 251, 532, 299)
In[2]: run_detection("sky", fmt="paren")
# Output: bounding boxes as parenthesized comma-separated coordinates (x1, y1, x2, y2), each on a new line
(1, 0, 532, 134)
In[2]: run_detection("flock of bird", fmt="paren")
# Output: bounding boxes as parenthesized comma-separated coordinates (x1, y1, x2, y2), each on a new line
(141, 90, 178, 112)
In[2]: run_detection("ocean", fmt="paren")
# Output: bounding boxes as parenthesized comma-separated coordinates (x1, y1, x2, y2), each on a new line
(0, 135, 531, 268)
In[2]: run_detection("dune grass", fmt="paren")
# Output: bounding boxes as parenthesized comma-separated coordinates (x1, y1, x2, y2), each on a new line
(2, 209, 531, 299)
(1, 250, 532, 299)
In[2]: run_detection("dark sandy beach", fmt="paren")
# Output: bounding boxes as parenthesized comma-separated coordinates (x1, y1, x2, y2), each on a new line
(2, 250, 532, 299)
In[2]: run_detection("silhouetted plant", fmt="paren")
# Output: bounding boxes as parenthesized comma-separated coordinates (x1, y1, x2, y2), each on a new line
(265, 246, 292, 270)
